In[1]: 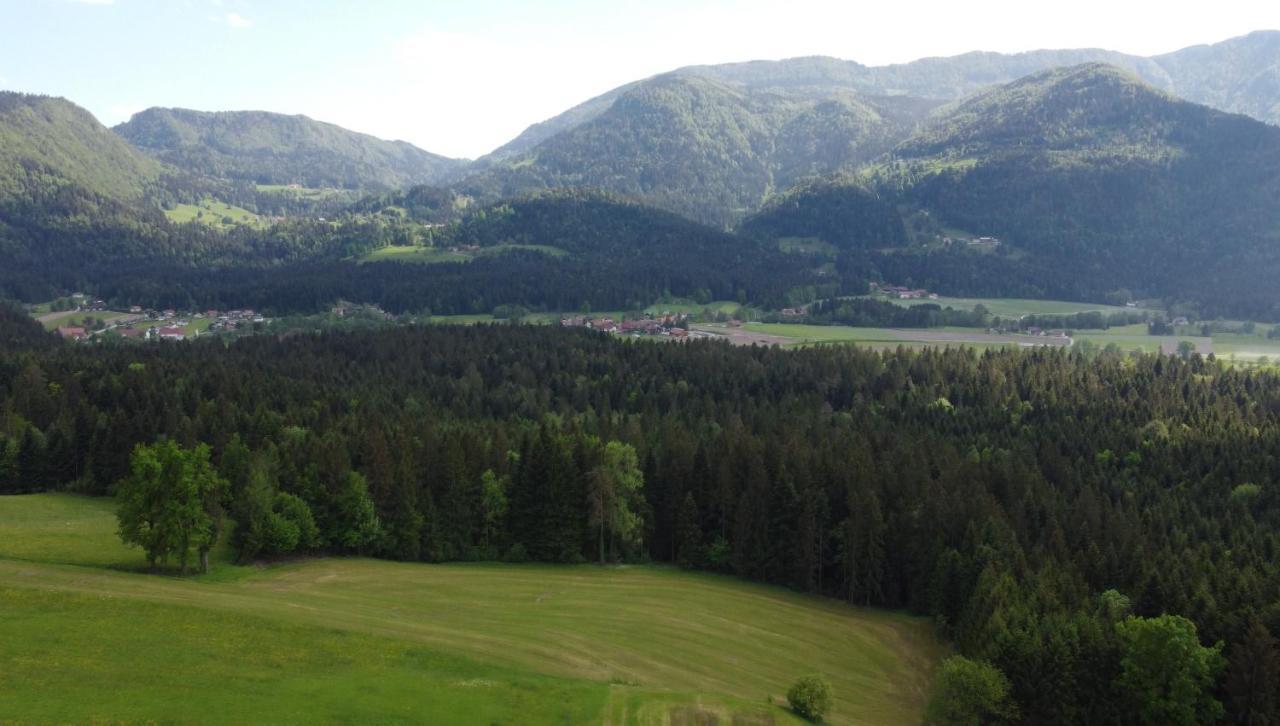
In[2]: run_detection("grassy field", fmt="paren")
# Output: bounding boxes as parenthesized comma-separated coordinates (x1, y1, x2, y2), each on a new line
(746, 323, 903, 344)
(735, 323, 1058, 352)
(165, 200, 262, 228)
(647, 301, 742, 316)
(363, 245, 471, 264)
(37, 309, 134, 331)
(778, 236, 838, 258)
(881, 294, 1153, 318)
(0, 494, 943, 724)
(359, 244, 568, 265)
(255, 184, 359, 202)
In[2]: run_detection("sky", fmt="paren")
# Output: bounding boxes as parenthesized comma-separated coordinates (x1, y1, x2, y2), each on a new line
(1, 0, 1278, 158)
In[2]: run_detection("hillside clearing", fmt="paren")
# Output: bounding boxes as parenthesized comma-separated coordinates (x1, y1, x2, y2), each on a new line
(358, 244, 569, 265)
(0, 494, 943, 724)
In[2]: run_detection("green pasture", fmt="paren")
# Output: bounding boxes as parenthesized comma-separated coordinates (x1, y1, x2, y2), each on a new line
(358, 244, 569, 265)
(880, 295, 1154, 318)
(0, 494, 943, 724)
(165, 200, 262, 228)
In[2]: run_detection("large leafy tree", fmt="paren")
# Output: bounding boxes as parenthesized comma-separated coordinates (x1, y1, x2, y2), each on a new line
(585, 440, 644, 564)
(1114, 615, 1226, 726)
(116, 440, 226, 573)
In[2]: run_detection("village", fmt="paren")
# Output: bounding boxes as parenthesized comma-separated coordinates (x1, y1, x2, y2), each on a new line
(48, 294, 270, 343)
(868, 281, 942, 301)
(559, 311, 719, 340)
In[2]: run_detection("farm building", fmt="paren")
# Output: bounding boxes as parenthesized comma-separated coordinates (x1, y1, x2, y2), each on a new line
(56, 326, 87, 341)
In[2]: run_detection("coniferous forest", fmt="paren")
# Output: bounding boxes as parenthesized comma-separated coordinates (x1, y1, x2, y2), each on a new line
(10, 17, 1280, 725)
(3, 307, 1279, 723)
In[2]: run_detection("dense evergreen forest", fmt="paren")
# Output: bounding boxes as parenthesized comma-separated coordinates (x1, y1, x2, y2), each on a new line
(2, 307, 1278, 723)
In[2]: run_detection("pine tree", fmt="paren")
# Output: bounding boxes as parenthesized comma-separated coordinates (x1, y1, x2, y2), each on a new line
(1226, 618, 1280, 726)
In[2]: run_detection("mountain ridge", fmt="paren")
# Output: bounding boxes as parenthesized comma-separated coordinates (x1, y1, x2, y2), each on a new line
(115, 107, 467, 190)
(484, 30, 1279, 168)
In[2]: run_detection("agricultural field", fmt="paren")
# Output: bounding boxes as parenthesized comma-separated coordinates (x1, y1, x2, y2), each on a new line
(881, 294, 1157, 318)
(0, 494, 944, 725)
(256, 184, 359, 203)
(778, 236, 839, 258)
(165, 200, 262, 228)
(696, 322, 1069, 350)
(423, 301, 742, 327)
(36, 309, 134, 331)
(115, 316, 218, 338)
(358, 244, 569, 265)
(646, 300, 742, 316)
(1072, 323, 1212, 355)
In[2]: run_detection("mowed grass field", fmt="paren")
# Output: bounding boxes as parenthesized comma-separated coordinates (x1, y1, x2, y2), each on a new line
(0, 494, 944, 725)
(359, 244, 569, 265)
(880, 294, 1155, 318)
(165, 200, 262, 228)
(36, 309, 134, 331)
(733, 323, 1058, 352)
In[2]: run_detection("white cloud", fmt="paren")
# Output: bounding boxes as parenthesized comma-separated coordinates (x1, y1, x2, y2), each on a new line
(225, 12, 252, 28)
(70, 0, 115, 5)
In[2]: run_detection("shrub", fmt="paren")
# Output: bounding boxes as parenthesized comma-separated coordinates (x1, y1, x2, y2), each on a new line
(787, 673, 832, 721)
(925, 656, 1017, 725)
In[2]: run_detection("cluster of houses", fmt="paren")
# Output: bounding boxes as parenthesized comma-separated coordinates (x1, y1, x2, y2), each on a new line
(52, 301, 269, 343)
(560, 312, 693, 338)
(1022, 327, 1072, 339)
(330, 303, 395, 321)
(940, 235, 1002, 250)
(870, 282, 941, 301)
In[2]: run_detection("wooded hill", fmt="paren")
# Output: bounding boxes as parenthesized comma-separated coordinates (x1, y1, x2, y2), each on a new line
(115, 107, 466, 190)
(874, 63, 1280, 317)
(460, 74, 938, 227)
(488, 29, 1280, 163)
(5, 42, 1280, 319)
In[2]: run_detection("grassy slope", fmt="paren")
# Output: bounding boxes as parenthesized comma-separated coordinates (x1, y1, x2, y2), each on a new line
(165, 200, 262, 228)
(37, 310, 133, 331)
(358, 244, 569, 265)
(0, 494, 943, 725)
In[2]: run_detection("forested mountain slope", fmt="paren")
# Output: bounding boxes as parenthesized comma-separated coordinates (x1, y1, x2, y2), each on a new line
(461, 75, 936, 226)
(866, 64, 1280, 315)
(0, 92, 163, 202)
(738, 177, 907, 250)
(488, 30, 1280, 167)
(115, 108, 466, 190)
(0, 93, 251, 299)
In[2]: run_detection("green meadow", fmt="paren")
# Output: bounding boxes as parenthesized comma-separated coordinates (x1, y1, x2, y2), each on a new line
(880, 294, 1154, 318)
(165, 200, 262, 228)
(359, 244, 569, 264)
(0, 494, 944, 725)
(37, 309, 134, 331)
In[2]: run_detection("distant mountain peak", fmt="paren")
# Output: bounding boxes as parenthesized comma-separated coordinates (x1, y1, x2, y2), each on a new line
(115, 107, 466, 190)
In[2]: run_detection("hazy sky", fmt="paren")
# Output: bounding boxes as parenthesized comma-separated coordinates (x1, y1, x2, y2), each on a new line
(2, 0, 1277, 158)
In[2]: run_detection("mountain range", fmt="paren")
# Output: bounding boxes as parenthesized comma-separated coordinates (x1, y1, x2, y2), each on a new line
(459, 30, 1280, 225)
(3, 31, 1280, 317)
